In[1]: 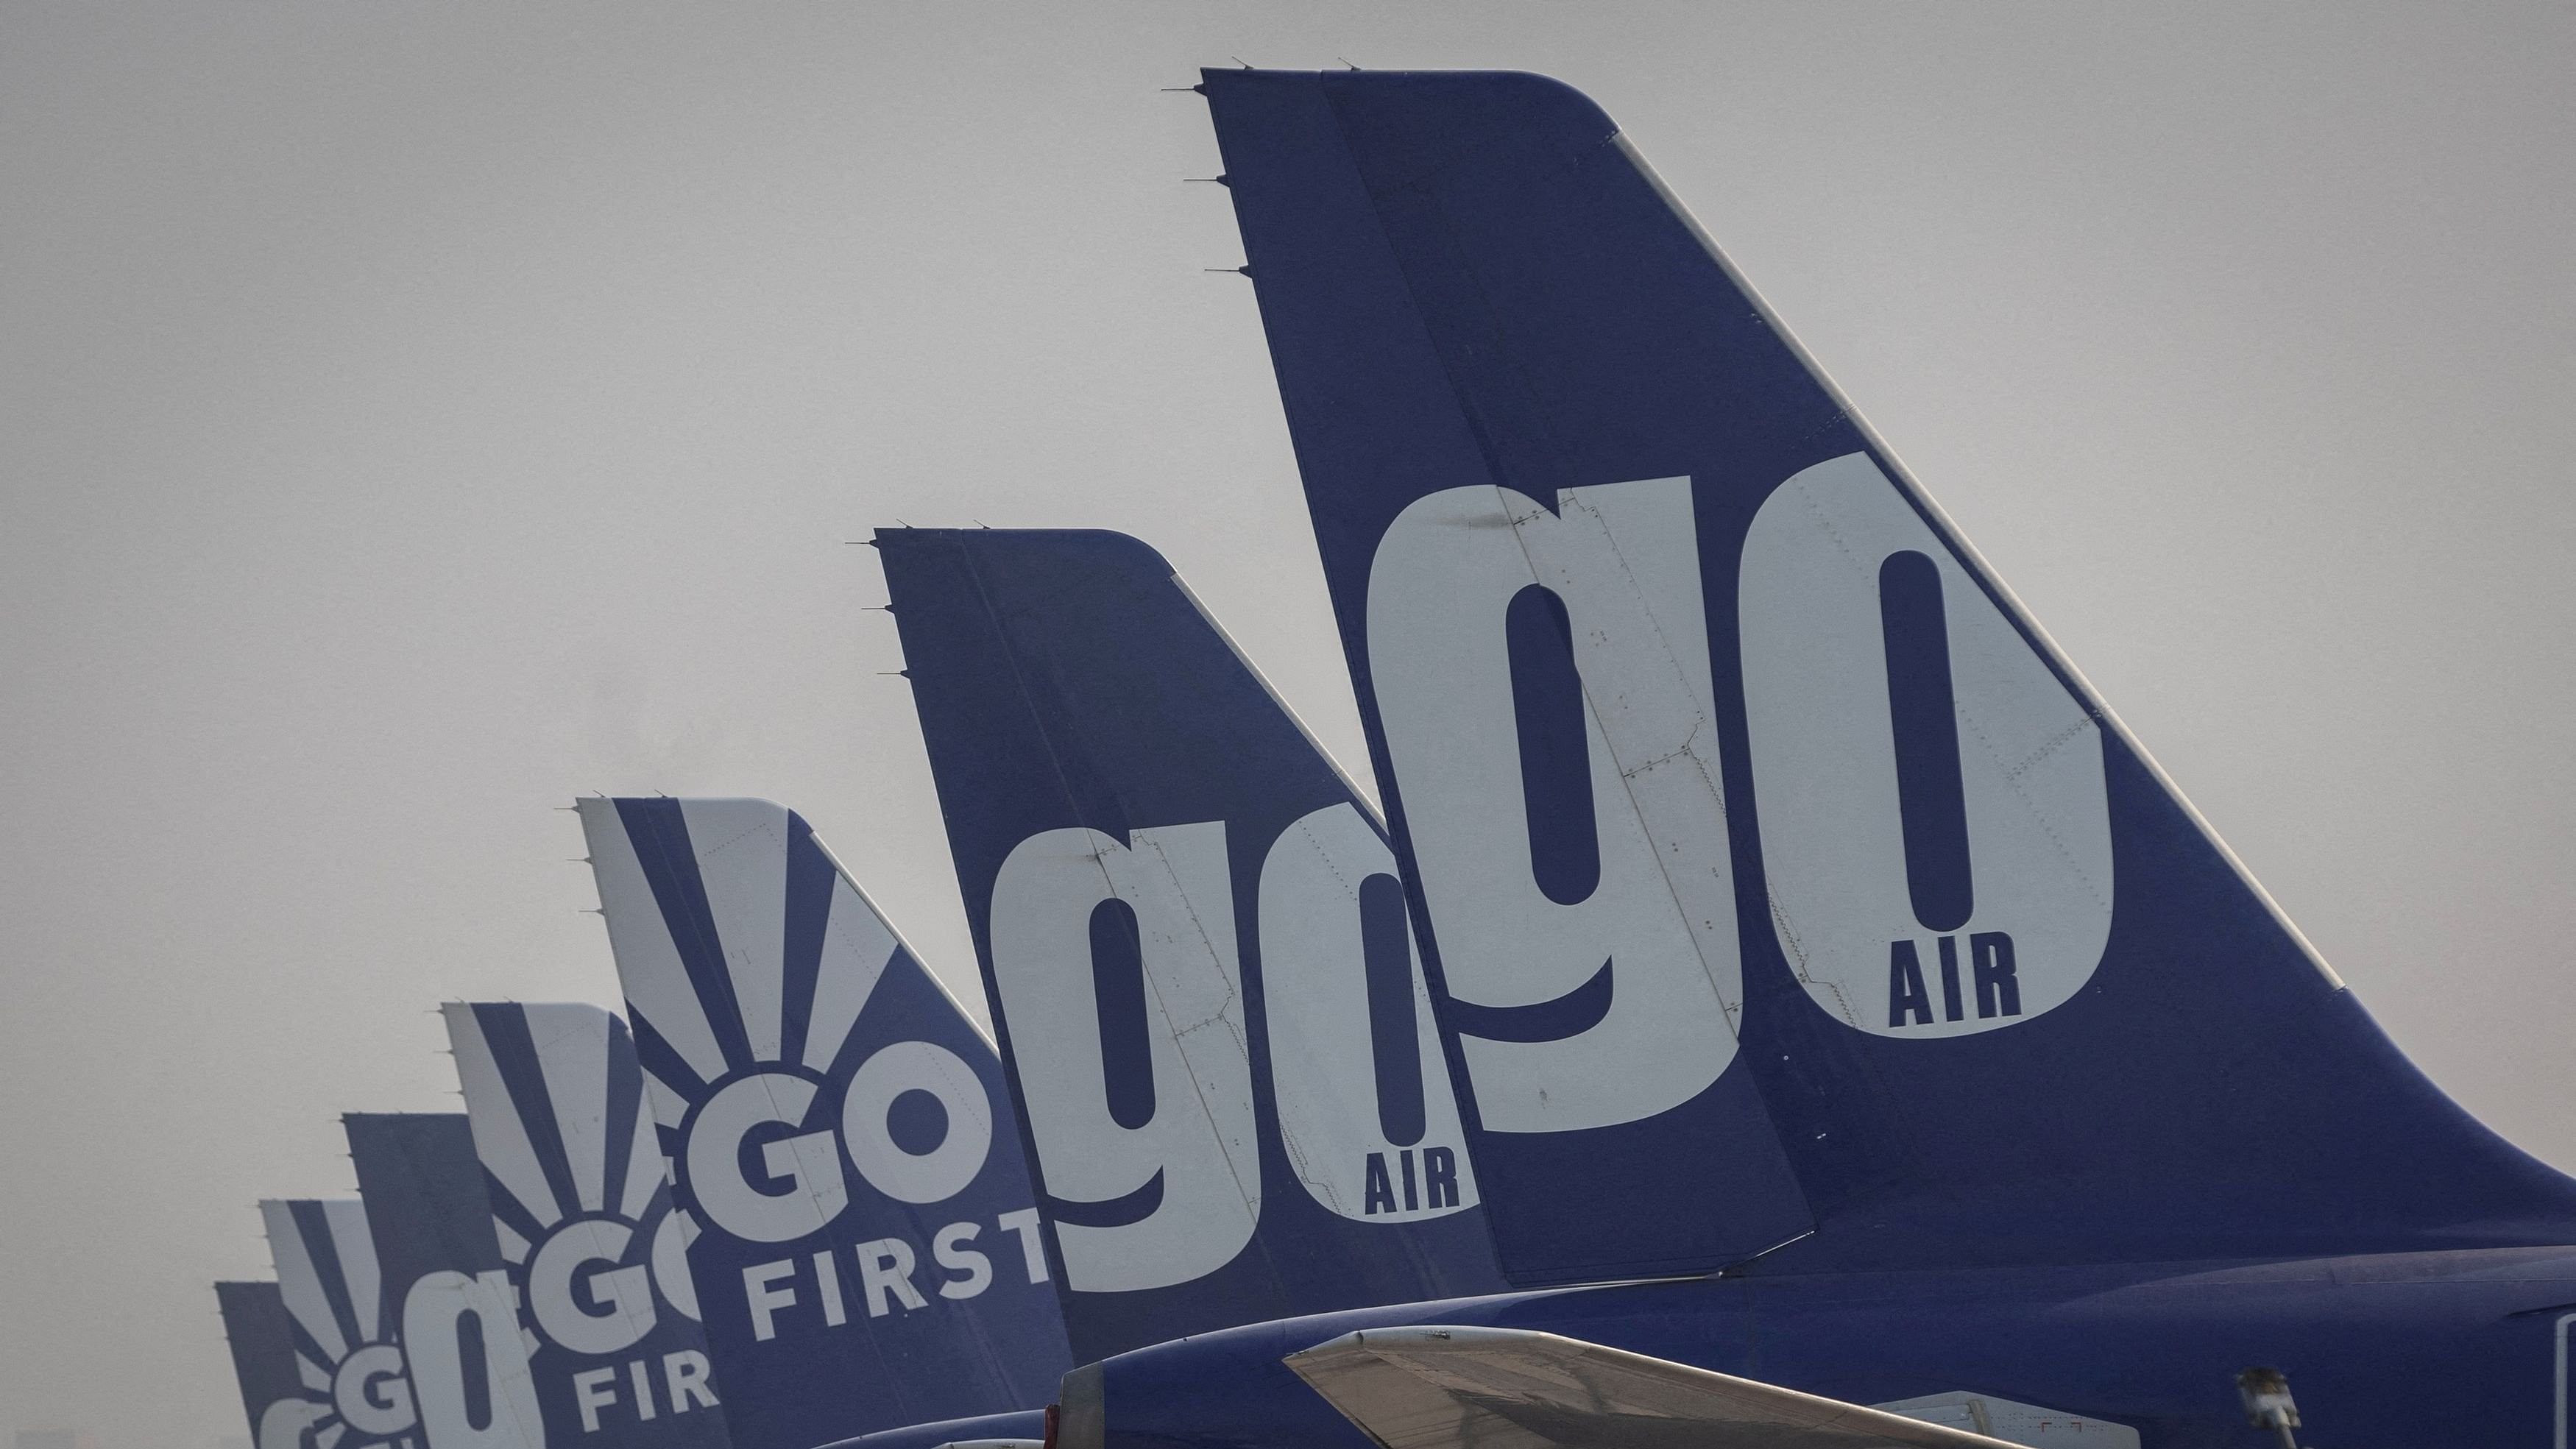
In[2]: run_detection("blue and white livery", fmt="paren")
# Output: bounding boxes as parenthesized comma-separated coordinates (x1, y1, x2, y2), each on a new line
(577, 798, 1070, 1449)
(216, 1280, 325, 1449)
(1023, 65, 2576, 1449)
(1204, 63, 2576, 1280)
(444, 1002, 733, 1448)
(877, 528, 1504, 1362)
(261, 1197, 419, 1449)
(344, 1111, 545, 1448)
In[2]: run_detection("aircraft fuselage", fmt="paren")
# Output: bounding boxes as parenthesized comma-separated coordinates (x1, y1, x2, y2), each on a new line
(1084, 1246, 2576, 1448)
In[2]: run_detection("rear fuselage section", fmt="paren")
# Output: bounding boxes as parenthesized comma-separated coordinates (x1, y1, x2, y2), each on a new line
(1090, 1247, 2576, 1448)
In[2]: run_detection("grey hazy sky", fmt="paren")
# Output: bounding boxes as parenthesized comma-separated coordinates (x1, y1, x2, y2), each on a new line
(3, 4, 2570, 1445)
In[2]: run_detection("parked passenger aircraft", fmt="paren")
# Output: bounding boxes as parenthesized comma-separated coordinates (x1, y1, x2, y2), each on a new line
(1008, 68, 2576, 1449)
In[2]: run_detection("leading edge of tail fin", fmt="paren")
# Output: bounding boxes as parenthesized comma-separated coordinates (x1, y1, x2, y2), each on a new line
(576, 799, 1071, 1449)
(1204, 67, 2576, 1269)
(214, 1280, 322, 1449)
(443, 1002, 735, 1448)
(876, 525, 1512, 1358)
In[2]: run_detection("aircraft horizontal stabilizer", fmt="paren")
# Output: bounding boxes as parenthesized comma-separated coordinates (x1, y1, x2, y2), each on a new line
(1284, 1325, 2020, 1449)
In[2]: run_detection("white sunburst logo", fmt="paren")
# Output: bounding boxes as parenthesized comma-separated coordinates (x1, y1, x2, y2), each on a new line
(576, 796, 1054, 1355)
(445, 1001, 722, 1437)
(261, 1198, 417, 1449)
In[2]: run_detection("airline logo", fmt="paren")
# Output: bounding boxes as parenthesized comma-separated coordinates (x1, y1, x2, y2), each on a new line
(989, 801, 1476, 1293)
(445, 1002, 727, 1443)
(261, 1199, 417, 1449)
(1365, 458, 2111, 1079)
(584, 793, 1056, 1338)
(580, 796, 1068, 1447)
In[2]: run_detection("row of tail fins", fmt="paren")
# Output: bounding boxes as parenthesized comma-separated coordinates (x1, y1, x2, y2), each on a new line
(221, 66, 2576, 1449)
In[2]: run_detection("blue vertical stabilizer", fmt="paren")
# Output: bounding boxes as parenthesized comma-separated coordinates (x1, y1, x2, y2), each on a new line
(344, 1111, 545, 1446)
(1204, 67, 2576, 1275)
(578, 799, 1072, 1449)
(216, 1280, 323, 1449)
(877, 527, 1505, 1361)
(445, 1002, 735, 1447)
(261, 1198, 415, 1449)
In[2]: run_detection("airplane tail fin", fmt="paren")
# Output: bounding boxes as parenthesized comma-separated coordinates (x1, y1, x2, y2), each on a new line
(576, 798, 1070, 1448)
(214, 1280, 321, 1449)
(260, 1198, 401, 1446)
(342, 1112, 545, 1448)
(875, 527, 1511, 1354)
(1203, 67, 2576, 1270)
(443, 1001, 735, 1448)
